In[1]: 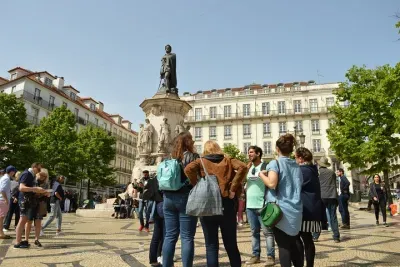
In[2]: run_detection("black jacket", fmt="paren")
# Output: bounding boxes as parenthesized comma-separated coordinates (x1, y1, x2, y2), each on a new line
(300, 164, 325, 222)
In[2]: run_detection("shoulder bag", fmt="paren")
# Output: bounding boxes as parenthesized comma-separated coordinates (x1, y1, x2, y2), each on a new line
(257, 159, 283, 227)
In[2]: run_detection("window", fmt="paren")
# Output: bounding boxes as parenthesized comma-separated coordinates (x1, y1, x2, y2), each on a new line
(263, 141, 272, 155)
(34, 88, 41, 100)
(74, 108, 79, 119)
(118, 157, 122, 168)
(11, 73, 17, 80)
(209, 126, 217, 139)
(295, 120, 303, 132)
(278, 101, 286, 114)
(262, 102, 270, 115)
(128, 161, 132, 170)
(70, 92, 76, 101)
(90, 103, 96, 111)
(195, 145, 202, 153)
(44, 77, 53, 87)
(312, 139, 321, 152)
(224, 91, 232, 97)
(326, 97, 334, 107)
(62, 102, 67, 108)
(279, 122, 287, 134)
(311, 120, 320, 134)
(194, 127, 202, 139)
(11, 86, 16, 93)
(210, 106, 217, 119)
(32, 107, 39, 118)
(119, 130, 122, 136)
(294, 100, 301, 113)
(243, 104, 251, 116)
(243, 142, 251, 154)
(195, 108, 202, 121)
(224, 125, 232, 139)
(49, 95, 55, 109)
(95, 118, 99, 126)
(243, 124, 251, 138)
(263, 122, 271, 136)
(123, 159, 127, 169)
(104, 123, 108, 130)
(309, 99, 318, 112)
(123, 145, 127, 152)
(113, 128, 117, 135)
(85, 113, 89, 124)
(224, 105, 231, 118)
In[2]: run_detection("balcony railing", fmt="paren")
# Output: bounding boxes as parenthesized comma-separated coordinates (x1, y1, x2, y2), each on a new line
(209, 135, 217, 140)
(263, 132, 271, 137)
(116, 149, 135, 159)
(224, 135, 232, 140)
(310, 148, 326, 156)
(243, 134, 252, 139)
(312, 129, 321, 135)
(22, 91, 59, 111)
(185, 107, 329, 123)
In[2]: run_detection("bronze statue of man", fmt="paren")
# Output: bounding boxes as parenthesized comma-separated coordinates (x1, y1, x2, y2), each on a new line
(159, 44, 177, 93)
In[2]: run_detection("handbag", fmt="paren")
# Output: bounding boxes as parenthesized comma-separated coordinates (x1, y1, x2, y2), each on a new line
(39, 201, 48, 217)
(257, 160, 283, 228)
(186, 157, 223, 217)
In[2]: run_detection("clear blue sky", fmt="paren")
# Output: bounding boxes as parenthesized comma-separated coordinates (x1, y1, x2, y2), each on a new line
(1, 0, 399, 130)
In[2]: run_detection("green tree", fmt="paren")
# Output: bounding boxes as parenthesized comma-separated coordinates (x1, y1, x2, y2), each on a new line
(76, 126, 117, 197)
(0, 93, 36, 169)
(33, 105, 78, 176)
(327, 64, 400, 204)
(223, 144, 248, 163)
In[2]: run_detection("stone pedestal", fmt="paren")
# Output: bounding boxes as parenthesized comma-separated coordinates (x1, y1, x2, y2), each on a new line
(131, 92, 191, 182)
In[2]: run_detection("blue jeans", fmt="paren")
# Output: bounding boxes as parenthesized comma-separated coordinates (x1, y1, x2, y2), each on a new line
(313, 202, 340, 240)
(246, 208, 275, 258)
(326, 208, 331, 228)
(162, 192, 197, 267)
(339, 194, 350, 225)
(42, 200, 62, 231)
(139, 200, 153, 228)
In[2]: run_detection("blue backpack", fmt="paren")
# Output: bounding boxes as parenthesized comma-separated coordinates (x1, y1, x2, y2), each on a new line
(157, 159, 185, 191)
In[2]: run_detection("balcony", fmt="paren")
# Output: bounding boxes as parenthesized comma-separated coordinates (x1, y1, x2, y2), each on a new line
(243, 134, 252, 139)
(209, 135, 217, 140)
(22, 91, 58, 111)
(224, 135, 232, 140)
(311, 148, 326, 157)
(116, 149, 135, 159)
(312, 129, 321, 135)
(185, 107, 329, 123)
(263, 132, 271, 138)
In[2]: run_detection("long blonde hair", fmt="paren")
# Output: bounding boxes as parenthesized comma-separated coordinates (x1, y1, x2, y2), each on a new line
(203, 140, 224, 156)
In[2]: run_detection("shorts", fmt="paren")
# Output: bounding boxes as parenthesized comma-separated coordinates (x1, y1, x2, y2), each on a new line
(19, 199, 40, 221)
(0, 200, 9, 217)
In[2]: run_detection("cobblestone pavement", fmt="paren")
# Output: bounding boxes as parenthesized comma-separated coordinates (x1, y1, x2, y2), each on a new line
(0, 208, 399, 267)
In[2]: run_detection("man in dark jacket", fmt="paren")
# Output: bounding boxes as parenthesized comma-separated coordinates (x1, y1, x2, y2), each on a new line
(313, 157, 340, 243)
(338, 168, 351, 229)
(138, 170, 151, 232)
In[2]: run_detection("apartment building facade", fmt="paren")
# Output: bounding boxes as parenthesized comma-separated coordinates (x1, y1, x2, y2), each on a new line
(181, 81, 340, 166)
(0, 67, 137, 192)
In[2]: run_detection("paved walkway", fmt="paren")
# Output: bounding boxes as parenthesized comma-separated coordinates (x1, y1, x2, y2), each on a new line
(0, 208, 399, 266)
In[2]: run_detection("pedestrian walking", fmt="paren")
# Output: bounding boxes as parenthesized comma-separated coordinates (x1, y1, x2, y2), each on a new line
(138, 171, 152, 232)
(369, 174, 389, 227)
(312, 157, 340, 243)
(337, 168, 351, 229)
(0, 166, 17, 239)
(185, 140, 247, 267)
(259, 134, 304, 267)
(244, 145, 275, 266)
(41, 175, 65, 236)
(295, 148, 326, 267)
(3, 171, 20, 232)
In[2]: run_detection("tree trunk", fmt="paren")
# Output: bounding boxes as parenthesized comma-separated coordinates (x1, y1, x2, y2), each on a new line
(383, 170, 393, 205)
(87, 179, 91, 202)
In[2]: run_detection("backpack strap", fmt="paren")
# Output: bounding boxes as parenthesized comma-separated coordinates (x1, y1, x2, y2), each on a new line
(262, 159, 280, 207)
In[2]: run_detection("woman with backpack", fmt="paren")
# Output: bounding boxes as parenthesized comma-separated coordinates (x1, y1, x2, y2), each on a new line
(259, 134, 304, 267)
(161, 132, 199, 267)
(184, 140, 248, 267)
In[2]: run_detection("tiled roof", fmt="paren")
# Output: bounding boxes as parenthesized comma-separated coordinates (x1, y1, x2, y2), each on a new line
(80, 97, 98, 103)
(63, 85, 80, 93)
(0, 77, 8, 82)
(8, 67, 33, 73)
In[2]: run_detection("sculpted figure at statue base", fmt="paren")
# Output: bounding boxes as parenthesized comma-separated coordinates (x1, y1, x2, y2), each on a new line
(158, 118, 171, 153)
(139, 119, 154, 154)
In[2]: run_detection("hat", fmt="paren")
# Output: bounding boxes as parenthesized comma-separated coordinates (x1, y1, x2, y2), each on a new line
(317, 157, 331, 167)
(5, 166, 17, 173)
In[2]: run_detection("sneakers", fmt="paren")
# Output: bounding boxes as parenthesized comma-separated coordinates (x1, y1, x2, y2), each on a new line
(265, 256, 275, 266)
(34, 240, 42, 247)
(157, 256, 162, 264)
(138, 225, 144, 232)
(56, 231, 64, 236)
(334, 239, 340, 243)
(40, 230, 44, 237)
(3, 228, 9, 232)
(14, 240, 30, 249)
(144, 227, 150, 233)
(246, 256, 261, 264)
(340, 224, 350, 229)
(383, 222, 389, 227)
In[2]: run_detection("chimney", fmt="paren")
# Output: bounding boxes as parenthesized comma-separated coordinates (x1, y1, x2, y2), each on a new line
(96, 101, 104, 111)
(53, 77, 65, 90)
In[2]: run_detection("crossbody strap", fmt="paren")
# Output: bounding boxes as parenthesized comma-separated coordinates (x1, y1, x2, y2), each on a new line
(199, 157, 209, 177)
(262, 159, 280, 207)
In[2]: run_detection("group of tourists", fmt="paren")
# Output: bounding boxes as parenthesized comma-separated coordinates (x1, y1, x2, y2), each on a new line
(0, 163, 65, 249)
(137, 130, 392, 267)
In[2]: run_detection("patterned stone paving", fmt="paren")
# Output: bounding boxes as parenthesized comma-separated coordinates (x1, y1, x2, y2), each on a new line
(0, 207, 399, 266)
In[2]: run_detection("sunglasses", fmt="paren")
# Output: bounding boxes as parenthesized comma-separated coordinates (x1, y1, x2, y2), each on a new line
(252, 168, 256, 175)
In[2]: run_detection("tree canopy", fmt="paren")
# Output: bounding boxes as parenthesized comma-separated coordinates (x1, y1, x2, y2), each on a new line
(223, 144, 248, 163)
(32, 105, 78, 177)
(0, 94, 36, 169)
(327, 64, 400, 203)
